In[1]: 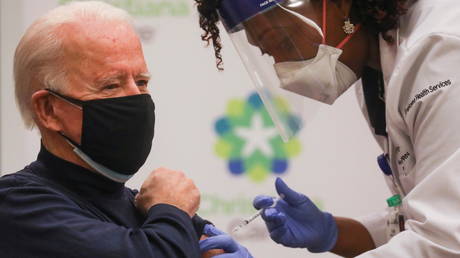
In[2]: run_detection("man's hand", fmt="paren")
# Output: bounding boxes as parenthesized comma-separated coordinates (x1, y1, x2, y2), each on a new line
(135, 167, 200, 217)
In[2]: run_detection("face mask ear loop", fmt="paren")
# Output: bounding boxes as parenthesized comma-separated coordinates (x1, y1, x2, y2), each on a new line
(322, 0, 327, 44)
(58, 131, 81, 150)
(46, 89, 83, 110)
(335, 23, 361, 49)
(59, 130, 132, 183)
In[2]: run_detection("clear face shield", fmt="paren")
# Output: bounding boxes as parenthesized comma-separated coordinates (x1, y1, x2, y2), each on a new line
(218, 0, 360, 141)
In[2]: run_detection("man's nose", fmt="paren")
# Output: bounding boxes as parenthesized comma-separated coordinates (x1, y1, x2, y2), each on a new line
(124, 79, 142, 96)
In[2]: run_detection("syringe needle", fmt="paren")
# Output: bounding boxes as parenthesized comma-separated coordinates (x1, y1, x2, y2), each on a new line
(232, 210, 262, 233)
(245, 210, 263, 224)
(231, 196, 282, 233)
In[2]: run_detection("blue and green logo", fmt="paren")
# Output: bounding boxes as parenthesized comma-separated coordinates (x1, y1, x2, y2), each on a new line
(214, 92, 302, 182)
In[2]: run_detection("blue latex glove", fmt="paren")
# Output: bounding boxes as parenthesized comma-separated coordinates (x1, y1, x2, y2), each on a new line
(253, 178, 338, 253)
(199, 224, 253, 258)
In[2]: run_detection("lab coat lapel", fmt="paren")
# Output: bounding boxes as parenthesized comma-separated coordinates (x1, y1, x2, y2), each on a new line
(379, 29, 399, 87)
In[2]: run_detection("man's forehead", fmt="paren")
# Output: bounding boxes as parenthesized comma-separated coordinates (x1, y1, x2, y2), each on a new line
(57, 19, 147, 84)
(60, 20, 141, 54)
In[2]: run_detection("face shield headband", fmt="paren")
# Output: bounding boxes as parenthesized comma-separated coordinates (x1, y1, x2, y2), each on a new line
(218, 0, 361, 48)
(218, 0, 285, 32)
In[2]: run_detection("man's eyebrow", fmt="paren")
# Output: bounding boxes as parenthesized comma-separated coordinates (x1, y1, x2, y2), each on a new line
(137, 72, 151, 79)
(95, 74, 123, 85)
(94, 72, 151, 85)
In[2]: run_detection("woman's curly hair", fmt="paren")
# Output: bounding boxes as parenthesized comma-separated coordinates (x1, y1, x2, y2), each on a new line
(196, 0, 415, 70)
(196, 0, 224, 70)
(351, 0, 414, 42)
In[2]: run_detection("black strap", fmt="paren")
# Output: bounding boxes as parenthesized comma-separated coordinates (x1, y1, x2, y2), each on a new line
(22, 173, 112, 223)
(361, 66, 388, 136)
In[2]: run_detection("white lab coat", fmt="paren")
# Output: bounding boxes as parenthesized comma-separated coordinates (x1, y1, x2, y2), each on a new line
(355, 0, 460, 256)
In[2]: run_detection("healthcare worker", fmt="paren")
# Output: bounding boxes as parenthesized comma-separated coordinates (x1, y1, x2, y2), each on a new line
(196, 0, 460, 256)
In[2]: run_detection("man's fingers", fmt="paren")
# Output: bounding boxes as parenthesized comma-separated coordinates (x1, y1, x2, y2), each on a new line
(253, 195, 275, 210)
(138, 167, 201, 217)
(199, 235, 238, 253)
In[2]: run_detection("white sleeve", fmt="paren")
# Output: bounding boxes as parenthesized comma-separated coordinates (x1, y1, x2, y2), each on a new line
(356, 210, 388, 248)
(358, 33, 460, 257)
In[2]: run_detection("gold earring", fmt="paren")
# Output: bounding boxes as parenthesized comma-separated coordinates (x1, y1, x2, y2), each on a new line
(343, 18, 355, 34)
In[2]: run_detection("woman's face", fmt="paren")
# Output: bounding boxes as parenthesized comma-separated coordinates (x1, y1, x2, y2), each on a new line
(242, 0, 371, 78)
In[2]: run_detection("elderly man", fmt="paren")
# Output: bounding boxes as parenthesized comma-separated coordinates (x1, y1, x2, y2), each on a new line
(0, 1, 251, 258)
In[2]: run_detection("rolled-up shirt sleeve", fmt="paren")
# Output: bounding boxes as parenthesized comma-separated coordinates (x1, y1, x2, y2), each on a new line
(357, 210, 389, 248)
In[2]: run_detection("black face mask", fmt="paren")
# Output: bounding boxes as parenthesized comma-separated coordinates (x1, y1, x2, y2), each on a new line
(47, 89, 155, 181)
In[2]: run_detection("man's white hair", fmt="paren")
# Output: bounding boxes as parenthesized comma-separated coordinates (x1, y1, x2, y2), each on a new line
(14, 1, 133, 129)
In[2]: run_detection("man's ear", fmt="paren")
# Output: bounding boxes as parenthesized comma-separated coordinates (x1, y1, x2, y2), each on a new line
(31, 90, 63, 132)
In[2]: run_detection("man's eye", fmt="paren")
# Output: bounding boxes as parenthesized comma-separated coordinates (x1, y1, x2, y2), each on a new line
(103, 84, 119, 90)
(136, 80, 149, 87)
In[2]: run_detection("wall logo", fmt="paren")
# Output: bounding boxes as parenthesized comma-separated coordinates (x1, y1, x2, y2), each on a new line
(214, 92, 302, 182)
(59, 0, 190, 17)
(58, 0, 190, 43)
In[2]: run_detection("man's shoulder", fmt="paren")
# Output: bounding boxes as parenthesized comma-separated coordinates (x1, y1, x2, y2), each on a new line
(0, 167, 72, 203)
(0, 168, 42, 205)
(0, 168, 32, 190)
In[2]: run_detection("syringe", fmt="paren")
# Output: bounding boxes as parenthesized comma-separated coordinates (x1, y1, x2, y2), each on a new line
(232, 196, 282, 233)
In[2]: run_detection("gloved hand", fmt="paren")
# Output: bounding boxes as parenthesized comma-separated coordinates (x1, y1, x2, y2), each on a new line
(199, 224, 253, 258)
(253, 178, 338, 253)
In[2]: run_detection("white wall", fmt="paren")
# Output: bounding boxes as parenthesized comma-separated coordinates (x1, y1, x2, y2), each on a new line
(1, 0, 45, 174)
(0, 1, 390, 257)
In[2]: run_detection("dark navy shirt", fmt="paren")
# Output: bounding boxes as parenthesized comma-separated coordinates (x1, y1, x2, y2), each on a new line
(0, 146, 206, 258)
